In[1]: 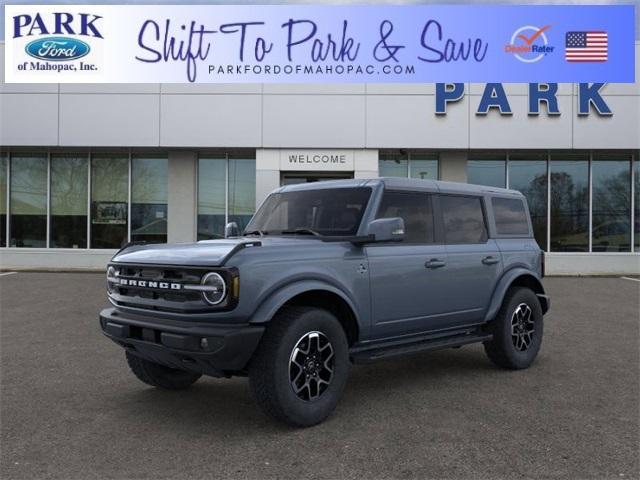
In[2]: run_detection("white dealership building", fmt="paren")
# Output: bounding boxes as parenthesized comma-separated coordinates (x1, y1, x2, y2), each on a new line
(0, 41, 639, 274)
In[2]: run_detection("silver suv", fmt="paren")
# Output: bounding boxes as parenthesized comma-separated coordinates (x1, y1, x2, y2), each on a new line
(100, 178, 550, 427)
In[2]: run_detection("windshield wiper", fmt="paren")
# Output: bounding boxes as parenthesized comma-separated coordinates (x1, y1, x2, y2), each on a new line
(281, 228, 322, 237)
(243, 229, 268, 237)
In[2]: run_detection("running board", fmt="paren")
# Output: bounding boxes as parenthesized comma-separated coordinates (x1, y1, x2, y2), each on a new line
(350, 331, 493, 364)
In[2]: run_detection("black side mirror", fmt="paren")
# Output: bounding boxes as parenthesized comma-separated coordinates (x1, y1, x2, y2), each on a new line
(366, 217, 405, 242)
(225, 222, 239, 238)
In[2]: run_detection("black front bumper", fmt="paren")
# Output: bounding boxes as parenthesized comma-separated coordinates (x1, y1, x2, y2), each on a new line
(99, 308, 264, 377)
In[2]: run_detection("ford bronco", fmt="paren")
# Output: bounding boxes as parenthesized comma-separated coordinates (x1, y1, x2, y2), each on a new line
(100, 178, 550, 427)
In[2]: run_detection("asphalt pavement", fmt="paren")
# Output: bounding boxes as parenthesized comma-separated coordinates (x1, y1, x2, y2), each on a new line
(1, 273, 638, 480)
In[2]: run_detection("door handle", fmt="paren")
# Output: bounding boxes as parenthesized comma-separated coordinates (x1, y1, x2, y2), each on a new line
(425, 259, 446, 269)
(482, 256, 500, 265)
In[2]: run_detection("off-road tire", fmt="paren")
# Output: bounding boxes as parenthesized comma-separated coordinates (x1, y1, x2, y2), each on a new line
(125, 351, 202, 390)
(484, 287, 544, 370)
(248, 307, 350, 427)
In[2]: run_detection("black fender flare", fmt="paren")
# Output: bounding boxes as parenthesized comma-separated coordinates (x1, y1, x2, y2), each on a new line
(248, 279, 361, 328)
(484, 268, 548, 322)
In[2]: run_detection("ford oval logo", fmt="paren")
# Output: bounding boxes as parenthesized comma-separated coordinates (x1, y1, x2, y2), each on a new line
(25, 37, 90, 62)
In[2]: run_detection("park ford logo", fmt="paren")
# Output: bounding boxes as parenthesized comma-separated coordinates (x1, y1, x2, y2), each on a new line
(25, 37, 90, 61)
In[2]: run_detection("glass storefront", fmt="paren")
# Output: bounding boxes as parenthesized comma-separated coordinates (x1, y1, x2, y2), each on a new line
(379, 151, 438, 179)
(508, 153, 548, 250)
(10, 155, 47, 248)
(0, 149, 637, 256)
(131, 156, 168, 244)
(591, 153, 631, 252)
(91, 154, 129, 249)
(467, 153, 506, 188)
(50, 155, 88, 248)
(228, 154, 256, 233)
(0, 155, 6, 247)
(466, 150, 637, 253)
(549, 155, 589, 252)
(197, 151, 256, 240)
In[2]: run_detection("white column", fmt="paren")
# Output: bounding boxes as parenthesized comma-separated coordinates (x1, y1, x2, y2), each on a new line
(167, 150, 197, 243)
(354, 149, 379, 178)
(439, 151, 468, 183)
(255, 149, 280, 208)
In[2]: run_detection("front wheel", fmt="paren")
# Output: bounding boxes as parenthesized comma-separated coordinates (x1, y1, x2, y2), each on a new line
(483, 287, 544, 370)
(248, 307, 350, 427)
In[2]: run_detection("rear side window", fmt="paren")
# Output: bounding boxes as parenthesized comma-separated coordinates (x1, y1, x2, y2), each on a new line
(376, 191, 435, 243)
(440, 195, 488, 244)
(492, 197, 530, 235)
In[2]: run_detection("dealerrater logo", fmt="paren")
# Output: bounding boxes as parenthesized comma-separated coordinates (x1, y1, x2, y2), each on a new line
(505, 25, 554, 63)
(12, 12, 103, 72)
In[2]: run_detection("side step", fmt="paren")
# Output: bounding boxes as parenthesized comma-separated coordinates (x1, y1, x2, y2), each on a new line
(350, 331, 493, 364)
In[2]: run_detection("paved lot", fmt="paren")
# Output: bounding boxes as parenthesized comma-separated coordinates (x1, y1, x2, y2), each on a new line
(1, 273, 639, 480)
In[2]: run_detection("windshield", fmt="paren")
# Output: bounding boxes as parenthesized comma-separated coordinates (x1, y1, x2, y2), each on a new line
(245, 187, 372, 237)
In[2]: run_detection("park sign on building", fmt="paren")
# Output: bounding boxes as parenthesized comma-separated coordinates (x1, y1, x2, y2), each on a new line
(435, 83, 613, 116)
(3, 4, 635, 84)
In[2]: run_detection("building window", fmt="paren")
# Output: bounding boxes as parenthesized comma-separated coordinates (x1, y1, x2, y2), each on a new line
(591, 153, 632, 252)
(198, 155, 226, 240)
(50, 155, 88, 248)
(198, 152, 256, 240)
(228, 153, 256, 234)
(635, 155, 639, 251)
(379, 151, 438, 179)
(467, 153, 506, 188)
(508, 153, 548, 250)
(549, 154, 589, 252)
(131, 156, 168, 244)
(91, 154, 128, 249)
(0, 155, 7, 247)
(10, 154, 47, 248)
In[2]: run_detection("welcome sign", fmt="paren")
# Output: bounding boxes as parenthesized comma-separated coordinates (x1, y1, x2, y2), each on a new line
(3, 4, 636, 83)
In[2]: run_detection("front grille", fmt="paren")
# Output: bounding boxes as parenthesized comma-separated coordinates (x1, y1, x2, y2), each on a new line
(108, 264, 218, 313)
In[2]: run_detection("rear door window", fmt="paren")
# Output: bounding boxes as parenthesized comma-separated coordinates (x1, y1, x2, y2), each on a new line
(376, 191, 435, 243)
(440, 195, 488, 244)
(492, 197, 530, 235)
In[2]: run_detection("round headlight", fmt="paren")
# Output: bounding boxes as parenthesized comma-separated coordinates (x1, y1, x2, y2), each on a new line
(106, 266, 117, 294)
(201, 272, 227, 305)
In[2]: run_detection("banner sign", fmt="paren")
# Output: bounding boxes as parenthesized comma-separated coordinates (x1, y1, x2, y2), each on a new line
(3, 4, 636, 83)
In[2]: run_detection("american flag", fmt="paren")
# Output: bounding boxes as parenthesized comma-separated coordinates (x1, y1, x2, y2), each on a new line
(565, 31, 608, 62)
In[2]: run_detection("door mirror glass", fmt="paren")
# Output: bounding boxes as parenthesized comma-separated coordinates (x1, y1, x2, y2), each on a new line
(225, 221, 239, 238)
(366, 217, 405, 242)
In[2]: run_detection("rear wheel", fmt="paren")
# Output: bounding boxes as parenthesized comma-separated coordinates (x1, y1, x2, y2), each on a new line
(248, 307, 349, 427)
(125, 351, 202, 390)
(484, 287, 544, 370)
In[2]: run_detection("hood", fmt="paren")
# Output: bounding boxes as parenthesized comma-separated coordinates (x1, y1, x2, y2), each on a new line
(111, 236, 325, 267)
(111, 238, 259, 267)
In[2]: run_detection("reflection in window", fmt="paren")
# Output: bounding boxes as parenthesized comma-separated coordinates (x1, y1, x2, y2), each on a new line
(441, 195, 488, 244)
(492, 198, 529, 235)
(550, 156, 589, 252)
(409, 156, 438, 180)
(508, 155, 548, 250)
(50, 155, 88, 248)
(228, 156, 256, 234)
(91, 155, 128, 249)
(467, 155, 506, 188)
(592, 155, 631, 252)
(376, 191, 434, 243)
(379, 151, 408, 177)
(198, 157, 226, 240)
(131, 156, 168, 244)
(0, 155, 6, 247)
(10, 155, 47, 247)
